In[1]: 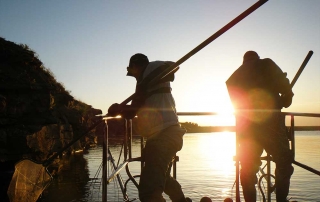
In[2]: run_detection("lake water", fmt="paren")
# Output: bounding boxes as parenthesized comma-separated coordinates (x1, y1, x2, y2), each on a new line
(39, 131, 320, 202)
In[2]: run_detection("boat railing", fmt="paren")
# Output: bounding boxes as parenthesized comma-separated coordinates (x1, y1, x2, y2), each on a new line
(102, 111, 320, 202)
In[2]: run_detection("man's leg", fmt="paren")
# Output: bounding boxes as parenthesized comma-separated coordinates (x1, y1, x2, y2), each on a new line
(162, 126, 186, 202)
(275, 162, 294, 202)
(164, 162, 186, 202)
(261, 113, 294, 202)
(263, 138, 293, 202)
(239, 138, 263, 202)
(139, 126, 185, 202)
(138, 139, 168, 202)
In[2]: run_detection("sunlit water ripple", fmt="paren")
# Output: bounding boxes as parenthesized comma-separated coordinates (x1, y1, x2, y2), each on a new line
(40, 131, 320, 202)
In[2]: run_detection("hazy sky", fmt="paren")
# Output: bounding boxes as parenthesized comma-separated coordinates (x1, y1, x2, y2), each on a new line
(1, 0, 319, 126)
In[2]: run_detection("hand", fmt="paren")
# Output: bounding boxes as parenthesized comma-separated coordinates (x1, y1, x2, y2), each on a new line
(108, 103, 121, 117)
(281, 92, 294, 108)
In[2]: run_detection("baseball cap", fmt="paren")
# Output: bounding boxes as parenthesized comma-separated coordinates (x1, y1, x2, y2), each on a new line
(129, 53, 149, 66)
(126, 53, 149, 76)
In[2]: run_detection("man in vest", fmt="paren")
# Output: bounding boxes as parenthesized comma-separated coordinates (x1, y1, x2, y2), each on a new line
(226, 51, 295, 202)
(108, 53, 190, 202)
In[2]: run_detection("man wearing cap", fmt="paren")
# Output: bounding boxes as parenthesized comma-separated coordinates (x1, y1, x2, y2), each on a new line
(108, 53, 190, 202)
(226, 51, 295, 202)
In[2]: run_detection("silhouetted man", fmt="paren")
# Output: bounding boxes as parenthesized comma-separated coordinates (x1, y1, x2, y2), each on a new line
(108, 53, 190, 202)
(226, 51, 294, 202)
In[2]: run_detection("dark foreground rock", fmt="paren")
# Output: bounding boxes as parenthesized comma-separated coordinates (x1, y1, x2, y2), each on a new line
(0, 37, 103, 200)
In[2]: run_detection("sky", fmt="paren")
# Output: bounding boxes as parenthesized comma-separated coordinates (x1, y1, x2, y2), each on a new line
(1, 0, 319, 126)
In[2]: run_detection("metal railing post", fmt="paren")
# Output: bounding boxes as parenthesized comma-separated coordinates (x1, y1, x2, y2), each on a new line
(124, 119, 128, 160)
(141, 136, 144, 171)
(290, 115, 295, 158)
(127, 119, 133, 159)
(102, 120, 107, 202)
(173, 156, 178, 179)
(235, 115, 241, 202)
(267, 154, 271, 202)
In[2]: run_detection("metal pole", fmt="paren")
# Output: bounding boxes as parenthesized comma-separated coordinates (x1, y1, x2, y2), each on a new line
(291, 115, 295, 159)
(267, 154, 271, 202)
(141, 136, 144, 172)
(124, 119, 128, 160)
(119, 0, 269, 107)
(107, 148, 129, 201)
(43, 120, 103, 166)
(290, 51, 313, 88)
(102, 121, 107, 202)
(235, 115, 241, 202)
(129, 119, 132, 159)
(148, 0, 269, 87)
(173, 156, 178, 179)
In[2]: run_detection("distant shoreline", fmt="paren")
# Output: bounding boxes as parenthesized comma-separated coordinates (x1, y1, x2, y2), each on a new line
(184, 126, 320, 133)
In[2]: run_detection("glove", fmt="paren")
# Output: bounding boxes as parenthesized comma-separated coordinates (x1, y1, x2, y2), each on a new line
(281, 92, 294, 108)
(108, 103, 121, 117)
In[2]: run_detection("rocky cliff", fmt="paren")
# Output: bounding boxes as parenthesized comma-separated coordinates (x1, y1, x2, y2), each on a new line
(0, 37, 103, 163)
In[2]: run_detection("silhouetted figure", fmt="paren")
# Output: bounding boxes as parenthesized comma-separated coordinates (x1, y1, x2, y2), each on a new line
(226, 51, 294, 202)
(108, 54, 190, 202)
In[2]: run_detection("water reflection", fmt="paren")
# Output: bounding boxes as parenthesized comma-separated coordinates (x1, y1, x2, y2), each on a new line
(197, 132, 235, 174)
(38, 153, 90, 202)
(176, 132, 237, 201)
(36, 132, 320, 202)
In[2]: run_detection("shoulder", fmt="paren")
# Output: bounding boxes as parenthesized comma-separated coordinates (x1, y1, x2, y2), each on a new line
(260, 58, 283, 73)
(148, 61, 174, 68)
(144, 61, 174, 76)
(260, 58, 276, 66)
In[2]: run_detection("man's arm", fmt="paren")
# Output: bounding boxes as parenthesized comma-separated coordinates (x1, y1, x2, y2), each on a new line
(108, 85, 147, 119)
(264, 58, 294, 108)
(107, 102, 142, 119)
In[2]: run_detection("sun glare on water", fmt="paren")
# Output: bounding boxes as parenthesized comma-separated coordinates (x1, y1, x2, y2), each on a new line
(197, 132, 236, 177)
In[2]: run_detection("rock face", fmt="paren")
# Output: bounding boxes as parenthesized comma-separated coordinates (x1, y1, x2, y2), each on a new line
(0, 37, 103, 163)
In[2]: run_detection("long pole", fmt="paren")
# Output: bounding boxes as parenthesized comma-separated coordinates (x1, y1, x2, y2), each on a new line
(149, 0, 269, 86)
(290, 50, 313, 88)
(43, 120, 103, 166)
(118, 0, 269, 108)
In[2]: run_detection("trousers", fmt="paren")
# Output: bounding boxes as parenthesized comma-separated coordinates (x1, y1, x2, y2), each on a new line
(237, 112, 294, 202)
(138, 125, 187, 202)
